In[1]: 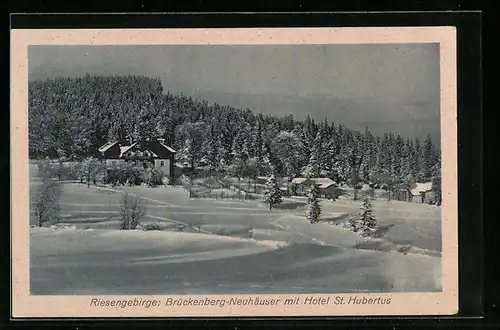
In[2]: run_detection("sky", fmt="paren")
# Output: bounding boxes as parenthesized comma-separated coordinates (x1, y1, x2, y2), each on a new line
(28, 44, 441, 142)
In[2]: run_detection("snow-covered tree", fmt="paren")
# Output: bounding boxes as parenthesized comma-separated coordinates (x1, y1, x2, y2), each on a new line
(177, 138, 193, 168)
(263, 173, 282, 210)
(306, 184, 321, 223)
(202, 124, 219, 173)
(423, 134, 436, 181)
(302, 131, 322, 178)
(271, 131, 303, 178)
(357, 196, 377, 237)
(175, 122, 208, 169)
(28, 74, 442, 192)
(403, 173, 416, 190)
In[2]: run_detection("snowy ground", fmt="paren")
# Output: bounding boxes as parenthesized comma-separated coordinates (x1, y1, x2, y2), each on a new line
(29, 165, 442, 295)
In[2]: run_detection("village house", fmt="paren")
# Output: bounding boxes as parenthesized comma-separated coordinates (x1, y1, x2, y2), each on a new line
(98, 137, 176, 184)
(393, 182, 437, 204)
(291, 177, 337, 199)
(408, 182, 435, 204)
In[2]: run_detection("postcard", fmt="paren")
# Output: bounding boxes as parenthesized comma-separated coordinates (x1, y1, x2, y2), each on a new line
(11, 26, 458, 317)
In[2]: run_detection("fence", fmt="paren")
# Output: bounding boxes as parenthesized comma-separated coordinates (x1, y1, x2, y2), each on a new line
(385, 189, 441, 205)
(189, 187, 258, 201)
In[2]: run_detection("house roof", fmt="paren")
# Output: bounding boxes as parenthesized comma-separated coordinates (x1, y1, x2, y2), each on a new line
(291, 178, 309, 184)
(119, 142, 138, 157)
(99, 138, 176, 159)
(318, 182, 336, 189)
(312, 178, 335, 186)
(291, 177, 336, 186)
(147, 149, 158, 157)
(410, 182, 433, 196)
(98, 141, 119, 152)
(159, 142, 176, 153)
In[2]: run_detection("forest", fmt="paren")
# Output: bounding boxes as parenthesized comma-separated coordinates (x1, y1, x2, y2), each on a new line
(28, 74, 441, 188)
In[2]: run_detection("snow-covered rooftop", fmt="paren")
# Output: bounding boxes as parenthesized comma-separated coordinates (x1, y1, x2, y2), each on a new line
(160, 143, 176, 153)
(291, 177, 335, 186)
(98, 141, 119, 152)
(318, 182, 336, 189)
(119, 142, 137, 157)
(312, 178, 335, 186)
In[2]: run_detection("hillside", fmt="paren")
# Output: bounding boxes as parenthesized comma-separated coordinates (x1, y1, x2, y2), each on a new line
(29, 75, 441, 186)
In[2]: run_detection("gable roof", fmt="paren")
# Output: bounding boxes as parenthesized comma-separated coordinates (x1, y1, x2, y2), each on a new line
(98, 141, 119, 153)
(98, 138, 176, 160)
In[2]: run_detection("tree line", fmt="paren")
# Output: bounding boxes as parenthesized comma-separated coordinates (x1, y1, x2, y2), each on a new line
(29, 74, 441, 188)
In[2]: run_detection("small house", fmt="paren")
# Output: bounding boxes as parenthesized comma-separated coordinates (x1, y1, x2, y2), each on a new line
(291, 177, 337, 198)
(290, 177, 313, 196)
(98, 137, 176, 184)
(408, 182, 433, 203)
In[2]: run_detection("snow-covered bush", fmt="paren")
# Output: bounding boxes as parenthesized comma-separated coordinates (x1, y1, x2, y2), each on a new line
(34, 175, 62, 227)
(119, 193, 146, 230)
(144, 167, 164, 187)
(143, 223, 162, 231)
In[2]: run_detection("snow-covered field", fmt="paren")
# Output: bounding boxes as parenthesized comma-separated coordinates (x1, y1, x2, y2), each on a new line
(29, 166, 442, 295)
(30, 226, 440, 295)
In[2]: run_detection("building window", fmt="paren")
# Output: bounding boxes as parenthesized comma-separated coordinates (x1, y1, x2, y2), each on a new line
(160, 160, 165, 167)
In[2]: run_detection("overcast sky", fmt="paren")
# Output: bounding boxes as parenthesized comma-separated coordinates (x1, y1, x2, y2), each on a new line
(28, 44, 440, 142)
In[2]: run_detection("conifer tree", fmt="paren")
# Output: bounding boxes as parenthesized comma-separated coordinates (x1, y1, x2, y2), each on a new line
(231, 129, 245, 159)
(357, 195, 377, 237)
(423, 135, 436, 181)
(204, 124, 219, 173)
(306, 184, 321, 223)
(271, 131, 303, 179)
(263, 172, 282, 210)
(401, 138, 413, 179)
(413, 138, 423, 181)
(302, 130, 322, 177)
